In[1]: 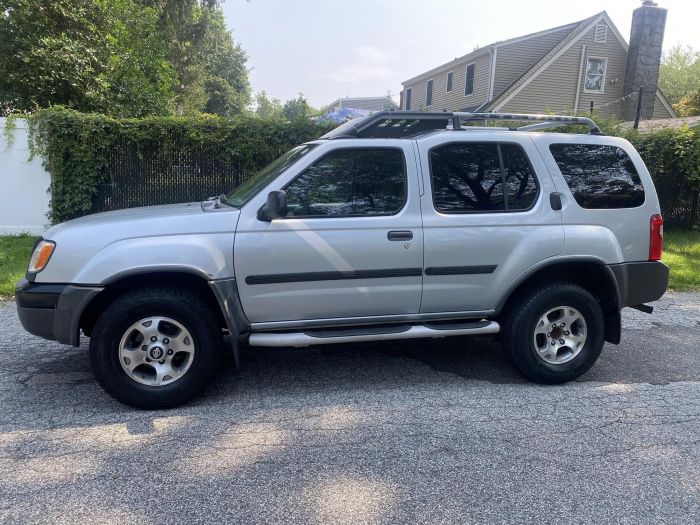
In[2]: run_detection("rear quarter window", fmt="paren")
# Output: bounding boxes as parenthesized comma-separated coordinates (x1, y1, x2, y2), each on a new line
(549, 144, 645, 209)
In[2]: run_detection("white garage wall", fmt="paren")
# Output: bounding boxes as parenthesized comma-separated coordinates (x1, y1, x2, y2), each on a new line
(0, 118, 51, 235)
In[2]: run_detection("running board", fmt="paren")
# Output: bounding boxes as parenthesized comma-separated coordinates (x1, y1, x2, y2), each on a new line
(248, 320, 500, 347)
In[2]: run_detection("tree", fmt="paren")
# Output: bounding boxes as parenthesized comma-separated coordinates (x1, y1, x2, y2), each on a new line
(254, 91, 283, 118)
(673, 90, 700, 117)
(0, 0, 175, 117)
(200, 8, 250, 116)
(282, 94, 315, 121)
(0, 0, 250, 117)
(659, 45, 700, 115)
(143, 0, 250, 116)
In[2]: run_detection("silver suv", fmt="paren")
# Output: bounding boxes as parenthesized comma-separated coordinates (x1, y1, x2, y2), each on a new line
(16, 112, 669, 409)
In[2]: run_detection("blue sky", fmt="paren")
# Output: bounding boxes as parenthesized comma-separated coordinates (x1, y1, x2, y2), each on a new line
(222, 0, 700, 108)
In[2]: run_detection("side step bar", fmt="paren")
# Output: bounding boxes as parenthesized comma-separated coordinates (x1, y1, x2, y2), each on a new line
(248, 320, 500, 347)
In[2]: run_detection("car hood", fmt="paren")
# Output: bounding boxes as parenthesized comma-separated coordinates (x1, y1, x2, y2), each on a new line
(46, 202, 239, 238)
(35, 202, 241, 283)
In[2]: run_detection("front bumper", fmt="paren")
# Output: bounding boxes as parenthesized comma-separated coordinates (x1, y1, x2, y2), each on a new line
(16, 278, 103, 346)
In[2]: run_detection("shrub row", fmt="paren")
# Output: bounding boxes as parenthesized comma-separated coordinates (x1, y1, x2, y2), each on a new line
(27, 107, 335, 223)
(22, 107, 700, 228)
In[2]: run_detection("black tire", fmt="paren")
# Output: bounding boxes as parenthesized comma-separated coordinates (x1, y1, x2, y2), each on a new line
(89, 286, 222, 409)
(501, 282, 605, 384)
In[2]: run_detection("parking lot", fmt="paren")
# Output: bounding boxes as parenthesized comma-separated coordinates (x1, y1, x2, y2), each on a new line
(1, 293, 699, 524)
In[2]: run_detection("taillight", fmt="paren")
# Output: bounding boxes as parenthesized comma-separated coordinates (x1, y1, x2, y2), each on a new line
(649, 214, 663, 261)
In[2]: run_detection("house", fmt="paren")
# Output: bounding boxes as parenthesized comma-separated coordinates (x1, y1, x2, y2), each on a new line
(400, 2, 675, 121)
(321, 96, 398, 114)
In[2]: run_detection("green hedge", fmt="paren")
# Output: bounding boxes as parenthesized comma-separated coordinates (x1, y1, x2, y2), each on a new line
(623, 126, 700, 229)
(22, 108, 700, 228)
(27, 107, 335, 223)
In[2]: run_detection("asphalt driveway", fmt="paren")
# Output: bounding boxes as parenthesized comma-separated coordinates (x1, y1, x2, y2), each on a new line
(0, 293, 698, 524)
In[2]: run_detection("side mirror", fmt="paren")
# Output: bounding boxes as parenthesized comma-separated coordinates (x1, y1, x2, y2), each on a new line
(258, 190, 288, 221)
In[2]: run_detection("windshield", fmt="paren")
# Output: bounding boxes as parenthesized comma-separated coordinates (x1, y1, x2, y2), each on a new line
(223, 144, 318, 207)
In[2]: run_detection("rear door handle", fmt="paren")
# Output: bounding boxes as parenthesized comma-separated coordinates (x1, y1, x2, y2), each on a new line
(550, 192, 563, 211)
(388, 230, 413, 241)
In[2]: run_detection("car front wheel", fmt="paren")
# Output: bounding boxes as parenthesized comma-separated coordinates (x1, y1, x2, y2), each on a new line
(89, 286, 222, 409)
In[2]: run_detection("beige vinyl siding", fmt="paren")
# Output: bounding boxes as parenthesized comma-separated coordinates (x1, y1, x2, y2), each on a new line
(492, 26, 574, 95)
(402, 52, 492, 111)
(653, 92, 674, 119)
(501, 22, 627, 118)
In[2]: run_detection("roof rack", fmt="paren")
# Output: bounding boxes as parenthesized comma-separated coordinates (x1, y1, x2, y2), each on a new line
(320, 111, 451, 139)
(452, 112, 602, 134)
(318, 111, 602, 140)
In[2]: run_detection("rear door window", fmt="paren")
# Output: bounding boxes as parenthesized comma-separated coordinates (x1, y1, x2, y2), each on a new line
(429, 142, 538, 213)
(549, 144, 644, 209)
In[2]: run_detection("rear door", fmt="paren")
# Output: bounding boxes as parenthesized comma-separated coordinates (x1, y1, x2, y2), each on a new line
(234, 140, 424, 324)
(416, 132, 565, 314)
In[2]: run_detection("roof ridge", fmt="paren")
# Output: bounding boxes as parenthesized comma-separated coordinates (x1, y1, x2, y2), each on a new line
(401, 12, 601, 86)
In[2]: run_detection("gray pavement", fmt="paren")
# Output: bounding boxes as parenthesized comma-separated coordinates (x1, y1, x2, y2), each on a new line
(0, 294, 698, 524)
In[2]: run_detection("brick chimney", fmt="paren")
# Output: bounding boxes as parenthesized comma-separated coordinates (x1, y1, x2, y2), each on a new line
(621, 1, 667, 121)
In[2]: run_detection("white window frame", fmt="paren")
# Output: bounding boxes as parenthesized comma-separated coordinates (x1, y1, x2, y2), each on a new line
(405, 88, 412, 110)
(594, 24, 608, 44)
(583, 56, 607, 94)
(464, 63, 476, 97)
(426, 78, 434, 107)
(446, 71, 454, 93)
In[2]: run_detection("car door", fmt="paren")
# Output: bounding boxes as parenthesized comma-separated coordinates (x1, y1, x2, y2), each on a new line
(417, 132, 565, 314)
(234, 140, 424, 324)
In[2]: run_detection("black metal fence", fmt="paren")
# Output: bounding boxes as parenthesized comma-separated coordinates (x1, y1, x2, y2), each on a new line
(651, 170, 700, 230)
(83, 127, 699, 230)
(90, 137, 276, 213)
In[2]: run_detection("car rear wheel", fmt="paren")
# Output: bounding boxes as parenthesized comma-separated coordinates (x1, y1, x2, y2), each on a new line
(501, 283, 605, 384)
(89, 286, 222, 409)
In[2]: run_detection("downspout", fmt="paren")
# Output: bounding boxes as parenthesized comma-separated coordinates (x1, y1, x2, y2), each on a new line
(488, 45, 498, 102)
(574, 44, 587, 113)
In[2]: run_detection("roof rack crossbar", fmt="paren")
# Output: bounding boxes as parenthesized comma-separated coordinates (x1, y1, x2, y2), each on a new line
(452, 112, 602, 134)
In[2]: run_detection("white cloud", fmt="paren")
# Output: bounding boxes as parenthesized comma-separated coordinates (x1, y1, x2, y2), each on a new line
(320, 45, 396, 84)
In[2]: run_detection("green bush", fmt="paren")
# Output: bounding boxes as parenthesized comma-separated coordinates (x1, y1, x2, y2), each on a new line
(23, 108, 700, 229)
(27, 107, 335, 223)
(622, 126, 700, 229)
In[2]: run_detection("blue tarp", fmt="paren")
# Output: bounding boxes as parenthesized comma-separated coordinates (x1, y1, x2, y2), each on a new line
(319, 106, 373, 123)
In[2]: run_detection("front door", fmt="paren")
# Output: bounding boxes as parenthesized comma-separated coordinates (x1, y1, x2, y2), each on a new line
(234, 141, 424, 324)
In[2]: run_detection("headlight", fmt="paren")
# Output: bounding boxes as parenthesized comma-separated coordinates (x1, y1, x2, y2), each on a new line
(27, 240, 56, 274)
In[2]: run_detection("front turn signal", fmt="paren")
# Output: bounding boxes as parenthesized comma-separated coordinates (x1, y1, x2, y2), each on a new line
(27, 240, 56, 274)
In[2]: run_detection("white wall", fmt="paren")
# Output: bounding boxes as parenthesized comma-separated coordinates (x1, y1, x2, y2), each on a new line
(0, 118, 51, 235)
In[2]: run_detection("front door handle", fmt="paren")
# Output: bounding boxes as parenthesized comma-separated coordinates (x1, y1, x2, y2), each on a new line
(388, 230, 413, 241)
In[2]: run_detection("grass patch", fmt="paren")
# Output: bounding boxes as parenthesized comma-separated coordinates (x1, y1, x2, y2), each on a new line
(0, 235, 37, 299)
(0, 230, 698, 300)
(663, 230, 700, 291)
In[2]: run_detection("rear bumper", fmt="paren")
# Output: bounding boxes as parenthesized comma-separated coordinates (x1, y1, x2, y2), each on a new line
(609, 261, 669, 308)
(15, 278, 103, 346)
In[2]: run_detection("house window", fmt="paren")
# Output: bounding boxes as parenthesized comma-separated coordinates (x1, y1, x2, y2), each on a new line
(426, 79, 434, 106)
(584, 57, 607, 93)
(446, 71, 453, 93)
(594, 24, 608, 44)
(405, 88, 412, 110)
(465, 63, 475, 96)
